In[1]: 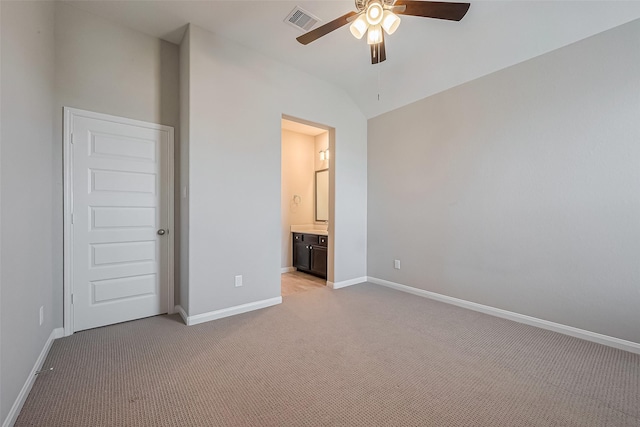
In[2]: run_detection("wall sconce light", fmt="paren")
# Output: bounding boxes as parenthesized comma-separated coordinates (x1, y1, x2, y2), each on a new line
(319, 149, 329, 161)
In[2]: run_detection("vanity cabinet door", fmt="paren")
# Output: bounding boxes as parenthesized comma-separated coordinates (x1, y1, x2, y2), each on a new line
(310, 245, 327, 278)
(293, 241, 311, 271)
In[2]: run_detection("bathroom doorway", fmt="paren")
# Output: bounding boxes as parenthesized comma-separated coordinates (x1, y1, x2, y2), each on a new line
(280, 115, 334, 297)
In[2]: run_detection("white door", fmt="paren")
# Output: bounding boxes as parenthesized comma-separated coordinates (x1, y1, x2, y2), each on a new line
(65, 108, 173, 333)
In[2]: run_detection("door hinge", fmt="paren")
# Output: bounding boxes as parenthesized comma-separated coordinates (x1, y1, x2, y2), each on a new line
(71, 213, 75, 224)
(70, 133, 74, 144)
(71, 294, 75, 304)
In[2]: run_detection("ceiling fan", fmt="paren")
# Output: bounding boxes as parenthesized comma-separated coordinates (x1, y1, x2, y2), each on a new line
(296, 0, 470, 64)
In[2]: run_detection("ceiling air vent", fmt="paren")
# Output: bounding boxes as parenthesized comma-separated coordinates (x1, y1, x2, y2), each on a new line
(284, 6, 320, 32)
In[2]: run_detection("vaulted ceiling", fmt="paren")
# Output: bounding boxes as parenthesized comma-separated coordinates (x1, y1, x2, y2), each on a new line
(63, 1, 640, 118)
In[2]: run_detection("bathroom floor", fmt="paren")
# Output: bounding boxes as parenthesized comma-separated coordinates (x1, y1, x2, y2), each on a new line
(281, 271, 326, 296)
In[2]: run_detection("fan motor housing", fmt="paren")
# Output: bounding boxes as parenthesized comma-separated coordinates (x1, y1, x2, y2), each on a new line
(355, 0, 396, 11)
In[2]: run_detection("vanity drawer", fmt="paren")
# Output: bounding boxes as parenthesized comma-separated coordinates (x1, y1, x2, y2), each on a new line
(293, 233, 326, 245)
(292, 233, 328, 246)
(304, 234, 320, 245)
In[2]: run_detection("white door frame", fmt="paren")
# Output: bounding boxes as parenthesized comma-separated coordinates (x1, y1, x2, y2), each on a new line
(63, 107, 175, 336)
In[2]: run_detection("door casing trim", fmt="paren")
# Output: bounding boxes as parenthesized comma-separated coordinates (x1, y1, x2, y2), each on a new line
(63, 107, 175, 336)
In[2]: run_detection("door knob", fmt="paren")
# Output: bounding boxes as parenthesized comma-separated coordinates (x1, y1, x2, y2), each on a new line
(157, 229, 166, 235)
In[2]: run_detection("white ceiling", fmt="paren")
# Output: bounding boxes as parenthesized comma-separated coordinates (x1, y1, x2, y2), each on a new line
(63, 1, 640, 118)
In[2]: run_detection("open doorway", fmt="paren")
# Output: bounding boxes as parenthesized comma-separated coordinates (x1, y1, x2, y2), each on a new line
(280, 116, 333, 297)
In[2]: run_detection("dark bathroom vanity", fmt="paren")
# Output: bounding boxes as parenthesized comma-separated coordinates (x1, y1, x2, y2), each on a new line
(292, 232, 328, 279)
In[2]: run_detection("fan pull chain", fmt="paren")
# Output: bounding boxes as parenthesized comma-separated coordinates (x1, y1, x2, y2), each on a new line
(377, 70, 381, 101)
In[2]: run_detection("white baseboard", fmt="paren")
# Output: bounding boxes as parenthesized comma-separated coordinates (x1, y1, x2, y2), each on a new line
(367, 277, 640, 355)
(281, 267, 295, 274)
(176, 297, 282, 326)
(53, 327, 64, 339)
(3, 327, 63, 427)
(174, 305, 188, 325)
(328, 276, 367, 290)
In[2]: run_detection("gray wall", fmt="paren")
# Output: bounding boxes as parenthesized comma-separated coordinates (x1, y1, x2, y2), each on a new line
(53, 3, 180, 321)
(1, 1, 56, 422)
(184, 24, 367, 316)
(178, 26, 190, 311)
(1, 3, 180, 418)
(0, 0, 2, 413)
(368, 19, 640, 343)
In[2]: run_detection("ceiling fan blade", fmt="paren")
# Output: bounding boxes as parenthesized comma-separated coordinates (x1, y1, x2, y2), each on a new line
(296, 11, 358, 45)
(394, 1, 470, 21)
(370, 33, 386, 64)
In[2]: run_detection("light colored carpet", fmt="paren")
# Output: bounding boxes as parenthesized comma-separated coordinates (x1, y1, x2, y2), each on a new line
(16, 283, 640, 426)
(281, 271, 326, 296)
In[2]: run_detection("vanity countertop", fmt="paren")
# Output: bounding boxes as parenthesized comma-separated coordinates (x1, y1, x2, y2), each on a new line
(290, 225, 328, 236)
(295, 229, 328, 236)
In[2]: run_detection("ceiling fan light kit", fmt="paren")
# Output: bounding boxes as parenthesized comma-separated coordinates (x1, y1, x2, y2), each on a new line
(296, 0, 471, 65)
(381, 10, 402, 35)
(354, 0, 399, 45)
(367, 25, 383, 45)
(366, 1, 384, 25)
(350, 14, 369, 39)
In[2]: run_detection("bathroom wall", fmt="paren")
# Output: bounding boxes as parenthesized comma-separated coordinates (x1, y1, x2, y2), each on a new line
(281, 129, 315, 269)
(314, 132, 329, 174)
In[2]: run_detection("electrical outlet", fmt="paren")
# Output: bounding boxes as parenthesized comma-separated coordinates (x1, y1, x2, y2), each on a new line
(394, 260, 401, 270)
(39, 306, 44, 326)
(235, 275, 243, 287)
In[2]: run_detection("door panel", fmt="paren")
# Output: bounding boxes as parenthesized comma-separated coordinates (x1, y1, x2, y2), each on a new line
(91, 207, 156, 229)
(70, 112, 172, 332)
(91, 241, 156, 266)
(91, 169, 157, 194)
(92, 274, 157, 304)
